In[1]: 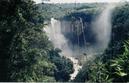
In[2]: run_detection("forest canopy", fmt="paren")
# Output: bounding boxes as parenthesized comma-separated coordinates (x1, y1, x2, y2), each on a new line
(0, 0, 73, 82)
(0, 0, 129, 82)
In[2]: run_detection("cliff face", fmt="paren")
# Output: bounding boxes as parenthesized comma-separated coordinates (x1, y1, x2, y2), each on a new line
(61, 12, 96, 48)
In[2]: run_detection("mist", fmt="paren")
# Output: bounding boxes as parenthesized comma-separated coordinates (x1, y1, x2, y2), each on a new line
(44, 18, 73, 57)
(91, 4, 117, 52)
(44, 3, 119, 80)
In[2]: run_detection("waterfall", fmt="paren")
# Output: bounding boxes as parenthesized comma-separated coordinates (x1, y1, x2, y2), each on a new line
(44, 3, 117, 80)
(44, 18, 73, 56)
(44, 18, 82, 80)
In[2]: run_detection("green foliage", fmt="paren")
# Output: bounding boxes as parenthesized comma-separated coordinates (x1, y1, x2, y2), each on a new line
(106, 3, 129, 58)
(49, 48, 74, 82)
(1, 1, 129, 82)
(38, 3, 101, 20)
(75, 40, 129, 82)
(0, 0, 73, 82)
(75, 3, 129, 82)
(8, 28, 56, 81)
(74, 58, 112, 82)
(108, 40, 129, 82)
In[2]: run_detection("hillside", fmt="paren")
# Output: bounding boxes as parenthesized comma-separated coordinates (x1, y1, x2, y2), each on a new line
(0, 0, 129, 82)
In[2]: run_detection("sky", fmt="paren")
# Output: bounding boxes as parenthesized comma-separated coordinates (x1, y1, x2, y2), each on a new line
(33, 0, 129, 4)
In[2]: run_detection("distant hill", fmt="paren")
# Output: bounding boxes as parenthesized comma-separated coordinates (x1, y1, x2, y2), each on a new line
(37, 3, 105, 20)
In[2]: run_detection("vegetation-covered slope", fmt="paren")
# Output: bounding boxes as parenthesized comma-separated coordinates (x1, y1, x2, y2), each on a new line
(38, 3, 102, 20)
(0, 0, 129, 82)
(37, 2, 129, 82)
(0, 0, 73, 82)
(74, 3, 129, 82)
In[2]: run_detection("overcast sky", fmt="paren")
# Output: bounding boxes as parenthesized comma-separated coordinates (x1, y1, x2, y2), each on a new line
(33, 0, 129, 4)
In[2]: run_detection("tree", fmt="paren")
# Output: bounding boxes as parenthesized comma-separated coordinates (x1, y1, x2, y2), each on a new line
(108, 40, 129, 82)
(49, 48, 74, 82)
(74, 3, 129, 82)
(0, 0, 55, 81)
(0, 0, 74, 81)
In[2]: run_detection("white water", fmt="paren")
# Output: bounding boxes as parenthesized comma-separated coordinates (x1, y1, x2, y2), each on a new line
(44, 18, 82, 80)
(44, 18, 73, 56)
(69, 57, 82, 80)
(44, 4, 117, 80)
(92, 4, 117, 52)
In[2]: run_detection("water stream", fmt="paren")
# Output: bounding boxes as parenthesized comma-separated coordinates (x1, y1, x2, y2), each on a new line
(44, 18, 82, 80)
(44, 3, 117, 80)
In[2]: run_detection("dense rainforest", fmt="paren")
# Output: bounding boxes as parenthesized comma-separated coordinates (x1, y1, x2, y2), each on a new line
(74, 4, 129, 82)
(0, 0, 129, 82)
(0, 0, 73, 82)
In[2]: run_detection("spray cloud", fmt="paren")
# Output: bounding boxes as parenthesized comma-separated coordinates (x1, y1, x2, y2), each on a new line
(44, 3, 119, 80)
(91, 4, 118, 52)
